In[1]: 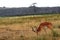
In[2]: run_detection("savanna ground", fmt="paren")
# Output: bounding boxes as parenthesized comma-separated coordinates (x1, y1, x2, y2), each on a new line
(0, 14, 60, 40)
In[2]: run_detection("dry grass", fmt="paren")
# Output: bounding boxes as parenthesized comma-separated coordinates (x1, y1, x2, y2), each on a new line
(0, 14, 60, 40)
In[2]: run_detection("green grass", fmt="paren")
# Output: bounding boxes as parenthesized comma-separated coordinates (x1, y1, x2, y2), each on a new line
(0, 14, 60, 25)
(0, 14, 60, 40)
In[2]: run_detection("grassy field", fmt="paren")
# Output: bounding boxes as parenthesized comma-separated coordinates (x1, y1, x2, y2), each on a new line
(0, 14, 60, 40)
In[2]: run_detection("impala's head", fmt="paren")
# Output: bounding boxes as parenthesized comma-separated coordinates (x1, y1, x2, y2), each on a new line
(31, 26, 41, 35)
(31, 26, 37, 33)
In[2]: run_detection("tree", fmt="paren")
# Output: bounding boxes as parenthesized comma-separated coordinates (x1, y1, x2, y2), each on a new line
(29, 3, 37, 13)
(32, 3, 37, 13)
(31, 3, 37, 7)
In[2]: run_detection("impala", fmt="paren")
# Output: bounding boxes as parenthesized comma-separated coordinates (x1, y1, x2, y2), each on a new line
(32, 22, 53, 35)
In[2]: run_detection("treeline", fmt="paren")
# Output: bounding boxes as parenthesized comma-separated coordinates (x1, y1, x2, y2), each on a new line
(0, 6, 60, 16)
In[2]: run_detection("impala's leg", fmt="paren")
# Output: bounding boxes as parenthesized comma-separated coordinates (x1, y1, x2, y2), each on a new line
(43, 26, 47, 35)
(47, 25, 54, 32)
(47, 25, 56, 38)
